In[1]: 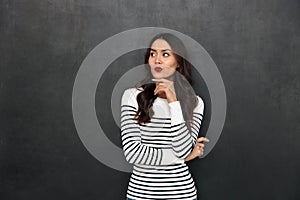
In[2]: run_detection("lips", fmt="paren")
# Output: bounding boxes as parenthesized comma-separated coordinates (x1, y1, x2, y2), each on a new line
(154, 67, 163, 72)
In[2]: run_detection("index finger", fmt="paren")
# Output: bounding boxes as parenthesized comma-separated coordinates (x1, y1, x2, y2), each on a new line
(196, 137, 210, 143)
(152, 78, 171, 83)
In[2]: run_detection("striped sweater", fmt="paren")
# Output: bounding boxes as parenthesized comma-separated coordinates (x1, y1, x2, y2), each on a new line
(121, 88, 204, 200)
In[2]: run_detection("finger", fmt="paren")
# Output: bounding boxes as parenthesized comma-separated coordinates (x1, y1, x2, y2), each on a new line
(195, 141, 204, 147)
(196, 143, 204, 148)
(153, 79, 174, 91)
(201, 147, 204, 153)
(198, 151, 204, 157)
(152, 78, 164, 85)
(158, 83, 167, 87)
(197, 137, 210, 143)
(154, 85, 163, 94)
(154, 87, 168, 95)
(152, 79, 174, 87)
(152, 78, 173, 84)
(159, 84, 174, 92)
(155, 85, 170, 92)
(197, 137, 209, 142)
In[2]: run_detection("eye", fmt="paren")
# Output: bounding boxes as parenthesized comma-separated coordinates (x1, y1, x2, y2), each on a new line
(162, 53, 170, 57)
(150, 52, 156, 57)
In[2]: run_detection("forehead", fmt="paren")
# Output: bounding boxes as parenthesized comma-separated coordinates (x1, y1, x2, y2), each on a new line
(150, 39, 172, 50)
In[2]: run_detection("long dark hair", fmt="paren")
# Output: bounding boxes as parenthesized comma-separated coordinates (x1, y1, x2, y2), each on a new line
(134, 33, 198, 131)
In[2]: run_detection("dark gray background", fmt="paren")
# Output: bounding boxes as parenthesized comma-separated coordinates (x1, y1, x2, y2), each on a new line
(1, 0, 299, 199)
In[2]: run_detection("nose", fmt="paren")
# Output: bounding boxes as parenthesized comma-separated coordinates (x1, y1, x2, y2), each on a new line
(155, 53, 162, 64)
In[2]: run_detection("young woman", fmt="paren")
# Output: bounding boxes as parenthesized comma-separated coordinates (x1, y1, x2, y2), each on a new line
(121, 33, 209, 200)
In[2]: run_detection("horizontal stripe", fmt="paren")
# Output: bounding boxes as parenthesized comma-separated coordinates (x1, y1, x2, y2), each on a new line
(130, 176, 194, 187)
(128, 184, 195, 194)
(128, 186, 195, 195)
(121, 88, 204, 199)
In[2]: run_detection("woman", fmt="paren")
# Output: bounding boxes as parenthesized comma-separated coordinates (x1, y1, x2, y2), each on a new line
(121, 33, 209, 200)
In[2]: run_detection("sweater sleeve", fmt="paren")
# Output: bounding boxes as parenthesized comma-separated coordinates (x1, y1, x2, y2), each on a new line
(169, 96, 204, 159)
(121, 88, 183, 165)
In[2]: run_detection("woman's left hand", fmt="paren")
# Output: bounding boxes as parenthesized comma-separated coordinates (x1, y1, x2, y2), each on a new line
(152, 78, 177, 103)
(184, 137, 210, 162)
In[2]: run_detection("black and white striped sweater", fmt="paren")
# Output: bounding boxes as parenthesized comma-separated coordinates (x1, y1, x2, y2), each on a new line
(121, 88, 204, 200)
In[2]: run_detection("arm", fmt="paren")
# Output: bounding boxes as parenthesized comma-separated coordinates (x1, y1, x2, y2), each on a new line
(184, 137, 209, 162)
(151, 78, 205, 160)
(168, 96, 204, 159)
(121, 89, 183, 165)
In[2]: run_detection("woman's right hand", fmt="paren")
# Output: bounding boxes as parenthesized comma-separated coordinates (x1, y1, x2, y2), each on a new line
(152, 78, 178, 103)
(184, 137, 209, 162)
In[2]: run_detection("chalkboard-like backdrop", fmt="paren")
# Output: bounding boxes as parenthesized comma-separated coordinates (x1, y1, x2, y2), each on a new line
(1, 0, 299, 200)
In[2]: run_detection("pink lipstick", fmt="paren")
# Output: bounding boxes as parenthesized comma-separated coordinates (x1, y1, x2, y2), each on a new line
(154, 67, 162, 72)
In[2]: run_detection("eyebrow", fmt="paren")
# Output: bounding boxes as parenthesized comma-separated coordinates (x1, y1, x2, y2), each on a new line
(150, 48, 172, 52)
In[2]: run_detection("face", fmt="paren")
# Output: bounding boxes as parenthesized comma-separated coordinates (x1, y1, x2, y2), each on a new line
(148, 39, 178, 79)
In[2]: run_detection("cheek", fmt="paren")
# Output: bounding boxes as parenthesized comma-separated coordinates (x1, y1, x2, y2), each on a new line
(166, 60, 178, 69)
(148, 57, 154, 65)
(164, 56, 178, 68)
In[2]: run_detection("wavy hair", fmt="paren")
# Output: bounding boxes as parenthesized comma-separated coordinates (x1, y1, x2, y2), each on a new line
(134, 33, 198, 131)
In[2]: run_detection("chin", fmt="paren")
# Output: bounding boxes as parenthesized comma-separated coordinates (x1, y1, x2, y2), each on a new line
(152, 74, 167, 79)
(151, 72, 163, 79)
(152, 72, 174, 79)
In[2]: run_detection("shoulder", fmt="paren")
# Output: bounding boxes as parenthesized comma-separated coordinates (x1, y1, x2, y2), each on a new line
(122, 87, 143, 99)
(194, 95, 204, 114)
(121, 87, 143, 108)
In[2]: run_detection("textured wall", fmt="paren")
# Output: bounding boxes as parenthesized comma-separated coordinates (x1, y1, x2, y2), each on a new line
(1, 0, 299, 199)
